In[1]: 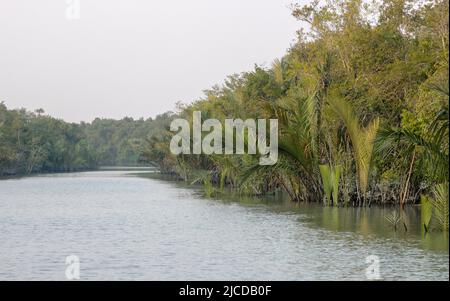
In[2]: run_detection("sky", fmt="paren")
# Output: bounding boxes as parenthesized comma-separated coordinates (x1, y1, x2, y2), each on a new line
(0, 0, 305, 123)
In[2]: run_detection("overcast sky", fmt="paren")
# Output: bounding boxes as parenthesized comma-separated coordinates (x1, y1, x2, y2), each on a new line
(0, 0, 305, 122)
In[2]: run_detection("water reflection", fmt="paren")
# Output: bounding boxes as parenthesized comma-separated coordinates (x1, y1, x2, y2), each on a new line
(144, 173, 449, 253)
(0, 170, 447, 280)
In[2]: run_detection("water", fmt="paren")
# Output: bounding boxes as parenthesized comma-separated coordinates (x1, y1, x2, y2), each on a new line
(0, 170, 448, 280)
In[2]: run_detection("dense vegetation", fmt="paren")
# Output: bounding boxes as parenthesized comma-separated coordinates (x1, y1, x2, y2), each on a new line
(0, 0, 448, 230)
(81, 113, 173, 166)
(0, 103, 173, 175)
(141, 0, 449, 219)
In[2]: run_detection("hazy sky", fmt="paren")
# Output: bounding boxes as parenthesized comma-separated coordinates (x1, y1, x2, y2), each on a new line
(0, 0, 305, 122)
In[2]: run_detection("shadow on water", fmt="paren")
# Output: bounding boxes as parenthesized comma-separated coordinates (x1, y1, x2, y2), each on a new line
(137, 172, 449, 253)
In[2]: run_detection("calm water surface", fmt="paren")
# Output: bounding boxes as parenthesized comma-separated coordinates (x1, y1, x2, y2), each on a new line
(0, 170, 448, 280)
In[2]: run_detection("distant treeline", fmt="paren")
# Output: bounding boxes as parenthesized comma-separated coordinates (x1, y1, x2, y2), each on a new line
(141, 0, 448, 210)
(0, 103, 174, 176)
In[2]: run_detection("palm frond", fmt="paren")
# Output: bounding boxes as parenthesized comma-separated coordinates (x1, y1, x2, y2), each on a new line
(375, 127, 449, 182)
(420, 195, 433, 232)
(319, 165, 332, 205)
(431, 183, 449, 231)
(331, 165, 342, 206)
(329, 97, 379, 196)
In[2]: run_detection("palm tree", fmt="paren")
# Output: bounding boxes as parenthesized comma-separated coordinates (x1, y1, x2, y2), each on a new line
(375, 83, 449, 204)
(328, 97, 380, 203)
(242, 92, 322, 202)
(375, 126, 448, 203)
(319, 164, 342, 206)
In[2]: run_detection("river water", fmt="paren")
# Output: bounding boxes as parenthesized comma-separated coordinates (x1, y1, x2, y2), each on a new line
(0, 170, 448, 280)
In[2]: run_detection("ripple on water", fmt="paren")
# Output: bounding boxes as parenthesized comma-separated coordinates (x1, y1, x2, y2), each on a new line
(0, 170, 448, 280)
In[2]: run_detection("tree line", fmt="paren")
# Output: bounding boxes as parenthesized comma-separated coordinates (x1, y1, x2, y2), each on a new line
(140, 0, 448, 218)
(0, 103, 173, 176)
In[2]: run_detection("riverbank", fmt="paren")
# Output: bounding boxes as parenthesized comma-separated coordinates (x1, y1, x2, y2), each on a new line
(139, 0, 449, 209)
(141, 170, 430, 207)
(140, 172, 449, 248)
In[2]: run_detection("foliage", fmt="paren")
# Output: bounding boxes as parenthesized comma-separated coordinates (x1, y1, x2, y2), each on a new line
(0, 103, 173, 175)
(329, 97, 380, 200)
(430, 183, 449, 231)
(141, 0, 448, 206)
(420, 183, 449, 232)
(319, 164, 342, 206)
(420, 195, 433, 232)
(2, 0, 448, 208)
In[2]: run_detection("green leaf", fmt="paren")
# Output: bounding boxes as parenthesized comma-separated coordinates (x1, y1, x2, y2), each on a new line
(420, 195, 432, 232)
(319, 164, 332, 205)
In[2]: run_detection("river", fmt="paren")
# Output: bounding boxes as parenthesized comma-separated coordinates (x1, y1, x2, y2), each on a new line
(0, 169, 448, 280)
